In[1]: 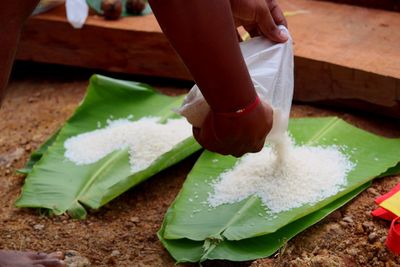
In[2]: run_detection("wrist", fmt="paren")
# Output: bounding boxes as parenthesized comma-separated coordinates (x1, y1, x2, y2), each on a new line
(213, 95, 261, 117)
(208, 85, 258, 113)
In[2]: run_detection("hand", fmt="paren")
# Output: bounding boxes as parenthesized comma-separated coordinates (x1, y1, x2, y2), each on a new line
(230, 0, 288, 42)
(193, 99, 273, 157)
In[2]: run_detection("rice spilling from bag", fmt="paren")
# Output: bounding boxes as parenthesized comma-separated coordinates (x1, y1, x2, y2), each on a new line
(64, 117, 192, 172)
(208, 134, 355, 213)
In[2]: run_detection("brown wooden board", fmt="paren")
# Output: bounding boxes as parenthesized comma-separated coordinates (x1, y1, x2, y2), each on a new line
(17, 6, 190, 80)
(281, 0, 400, 117)
(16, 0, 400, 117)
(315, 0, 400, 12)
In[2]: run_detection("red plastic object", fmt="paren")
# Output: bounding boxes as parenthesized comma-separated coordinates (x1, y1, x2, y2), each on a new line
(371, 207, 397, 221)
(375, 183, 400, 204)
(386, 217, 400, 255)
(371, 183, 400, 221)
(371, 183, 400, 254)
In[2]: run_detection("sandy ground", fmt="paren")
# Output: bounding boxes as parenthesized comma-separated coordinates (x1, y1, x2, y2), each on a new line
(1, 63, 400, 266)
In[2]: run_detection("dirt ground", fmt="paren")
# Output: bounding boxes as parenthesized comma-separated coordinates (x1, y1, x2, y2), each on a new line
(1, 63, 400, 266)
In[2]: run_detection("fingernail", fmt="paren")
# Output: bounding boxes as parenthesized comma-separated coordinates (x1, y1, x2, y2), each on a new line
(279, 30, 289, 41)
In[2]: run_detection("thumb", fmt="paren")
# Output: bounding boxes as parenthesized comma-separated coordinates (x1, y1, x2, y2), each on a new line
(256, 4, 288, 43)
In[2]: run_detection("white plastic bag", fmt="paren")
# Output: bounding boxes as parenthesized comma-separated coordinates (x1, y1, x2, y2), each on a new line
(176, 26, 294, 143)
(66, 0, 89, 29)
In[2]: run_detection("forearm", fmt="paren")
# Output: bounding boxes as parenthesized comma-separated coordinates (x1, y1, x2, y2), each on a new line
(149, 0, 256, 112)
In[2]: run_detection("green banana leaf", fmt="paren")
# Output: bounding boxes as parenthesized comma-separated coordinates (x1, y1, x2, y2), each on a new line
(159, 117, 400, 261)
(159, 182, 370, 262)
(17, 129, 60, 175)
(86, 0, 152, 17)
(16, 75, 201, 219)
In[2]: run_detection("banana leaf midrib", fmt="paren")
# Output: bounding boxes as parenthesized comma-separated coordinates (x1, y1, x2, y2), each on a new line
(158, 182, 372, 262)
(304, 117, 341, 145)
(73, 149, 129, 208)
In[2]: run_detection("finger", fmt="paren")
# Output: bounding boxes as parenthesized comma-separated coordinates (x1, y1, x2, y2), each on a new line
(33, 259, 66, 267)
(267, 0, 287, 27)
(256, 1, 288, 42)
(27, 251, 64, 261)
(202, 128, 233, 155)
(27, 252, 49, 260)
(233, 139, 263, 157)
(243, 24, 260, 38)
(229, 142, 245, 157)
(193, 126, 223, 154)
(236, 29, 243, 42)
(48, 252, 64, 260)
(232, 151, 245, 158)
(232, 147, 248, 157)
(250, 139, 266, 153)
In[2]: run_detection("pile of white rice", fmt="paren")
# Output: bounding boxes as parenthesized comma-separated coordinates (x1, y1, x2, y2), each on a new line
(208, 134, 355, 213)
(64, 117, 192, 172)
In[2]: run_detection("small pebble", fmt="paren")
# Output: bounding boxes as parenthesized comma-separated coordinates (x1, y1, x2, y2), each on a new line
(367, 187, 380, 196)
(355, 223, 364, 234)
(326, 223, 344, 235)
(311, 246, 320, 255)
(110, 250, 120, 257)
(33, 224, 44, 230)
(342, 216, 354, 224)
(362, 221, 374, 233)
(327, 210, 342, 221)
(124, 222, 134, 229)
(368, 232, 378, 243)
(64, 250, 91, 267)
(130, 216, 140, 223)
(346, 247, 358, 256)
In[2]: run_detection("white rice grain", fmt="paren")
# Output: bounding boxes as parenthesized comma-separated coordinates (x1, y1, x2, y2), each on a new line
(208, 134, 354, 213)
(64, 117, 192, 172)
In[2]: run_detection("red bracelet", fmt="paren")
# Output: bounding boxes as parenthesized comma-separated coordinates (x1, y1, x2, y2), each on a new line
(215, 95, 261, 117)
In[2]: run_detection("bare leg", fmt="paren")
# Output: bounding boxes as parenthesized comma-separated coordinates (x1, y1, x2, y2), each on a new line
(0, 2, 66, 267)
(0, 0, 40, 106)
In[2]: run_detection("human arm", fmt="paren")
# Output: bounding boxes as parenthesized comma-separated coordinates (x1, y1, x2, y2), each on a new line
(148, 0, 287, 156)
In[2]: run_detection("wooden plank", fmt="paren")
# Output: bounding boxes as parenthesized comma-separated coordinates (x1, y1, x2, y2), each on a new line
(294, 56, 400, 116)
(280, 0, 400, 117)
(16, 6, 191, 80)
(283, 0, 400, 79)
(316, 0, 400, 12)
(16, 1, 400, 117)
